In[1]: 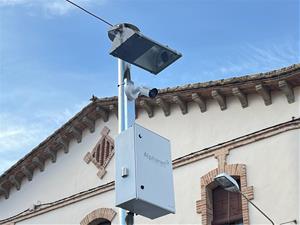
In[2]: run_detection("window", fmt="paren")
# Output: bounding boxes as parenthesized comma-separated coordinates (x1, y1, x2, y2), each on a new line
(88, 218, 111, 225)
(212, 178, 243, 225)
(196, 164, 253, 225)
(80, 208, 116, 225)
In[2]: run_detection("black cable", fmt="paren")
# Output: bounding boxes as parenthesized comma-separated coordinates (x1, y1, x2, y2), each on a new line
(65, 0, 113, 27)
(280, 220, 297, 225)
(239, 191, 275, 225)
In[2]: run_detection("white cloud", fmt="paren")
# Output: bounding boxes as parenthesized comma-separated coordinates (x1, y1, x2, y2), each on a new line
(0, 113, 48, 154)
(44, 1, 73, 16)
(215, 39, 299, 77)
(166, 37, 299, 85)
(0, 0, 106, 16)
(0, 158, 18, 174)
(35, 101, 88, 126)
(0, 100, 87, 153)
(0, 90, 89, 173)
(0, 0, 31, 6)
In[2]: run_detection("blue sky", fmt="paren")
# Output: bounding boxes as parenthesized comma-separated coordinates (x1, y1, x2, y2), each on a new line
(0, 0, 299, 173)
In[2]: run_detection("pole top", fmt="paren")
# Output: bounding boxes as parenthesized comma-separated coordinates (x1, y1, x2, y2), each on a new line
(108, 23, 140, 41)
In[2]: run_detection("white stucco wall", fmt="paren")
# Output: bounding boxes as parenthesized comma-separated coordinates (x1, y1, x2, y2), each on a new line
(0, 87, 299, 224)
(0, 118, 118, 220)
(228, 130, 299, 224)
(18, 190, 117, 225)
(137, 87, 300, 159)
(14, 130, 299, 225)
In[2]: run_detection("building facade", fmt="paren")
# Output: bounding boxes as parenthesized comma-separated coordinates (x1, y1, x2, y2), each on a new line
(0, 64, 299, 225)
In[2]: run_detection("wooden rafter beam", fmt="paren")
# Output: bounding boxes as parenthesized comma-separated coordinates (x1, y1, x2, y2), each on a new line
(191, 93, 206, 112)
(173, 95, 188, 114)
(67, 126, 82, 144)
(0, 184, 9, 199)
(32, 156, 45, 172)
(232, 87, 248, 108)
(139, 100, 154, 118)
(255, 84, 272, 106)
(109, 104, 118, 118)
(45, 147, 57, 163)
(21, 166, 33, 181)
(212, 90, 227, 110)
(57, 135, 69, 153)
(156, 97, 170, 116)
(9, 175, 21, 191)
(82, 116, 95, 133)
(96, 106, 109, 122)
(278, 80, 295, 103)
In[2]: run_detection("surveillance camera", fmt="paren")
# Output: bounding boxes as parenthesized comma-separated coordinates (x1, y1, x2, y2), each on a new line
(125, 80, 158, 100)
(139, 87, 158, 99)
(149, 88, 158, 98)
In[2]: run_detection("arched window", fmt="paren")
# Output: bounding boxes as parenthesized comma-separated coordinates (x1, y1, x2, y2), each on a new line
(80, 208, 116, 225)
(196, 164, 254, 225)
(87, 218, 111, 225)
(212, 177, 243, 225)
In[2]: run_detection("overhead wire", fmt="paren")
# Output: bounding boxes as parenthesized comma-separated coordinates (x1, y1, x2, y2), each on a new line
(65, 0, 114, 27)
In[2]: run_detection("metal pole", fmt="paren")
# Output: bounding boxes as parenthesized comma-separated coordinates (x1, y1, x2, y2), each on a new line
(239, 191, 275, 225)
(118, 58, 135, 225)
(118, 59, 125, 133)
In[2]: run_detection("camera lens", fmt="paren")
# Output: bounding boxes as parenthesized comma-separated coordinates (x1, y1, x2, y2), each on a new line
(149, 88, 158, 98)
(161, 51, 169, 63)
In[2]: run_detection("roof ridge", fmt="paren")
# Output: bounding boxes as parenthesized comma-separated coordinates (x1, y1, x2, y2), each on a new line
(0, 63, 299, 198)
(158, 63, 300, 93)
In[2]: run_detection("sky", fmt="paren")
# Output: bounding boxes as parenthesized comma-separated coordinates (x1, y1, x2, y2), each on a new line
(0, 0, 299, 174)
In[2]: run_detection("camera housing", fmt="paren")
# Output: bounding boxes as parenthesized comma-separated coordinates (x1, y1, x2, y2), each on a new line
(125, 80, 158, 100)
(139, 87, 158, 99)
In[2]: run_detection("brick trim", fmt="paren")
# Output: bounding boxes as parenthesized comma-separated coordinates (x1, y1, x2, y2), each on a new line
(80, 208, 116, 225)
(196, 164, 254, 225)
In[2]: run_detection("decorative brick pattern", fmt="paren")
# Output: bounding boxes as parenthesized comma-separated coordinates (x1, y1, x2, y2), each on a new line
(83, 152, 92, 164)
(80, 208, 116, 225)
(84, 126, 114, 179)
(214, 148, 229, 172)
(196, 164, 254, 225)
